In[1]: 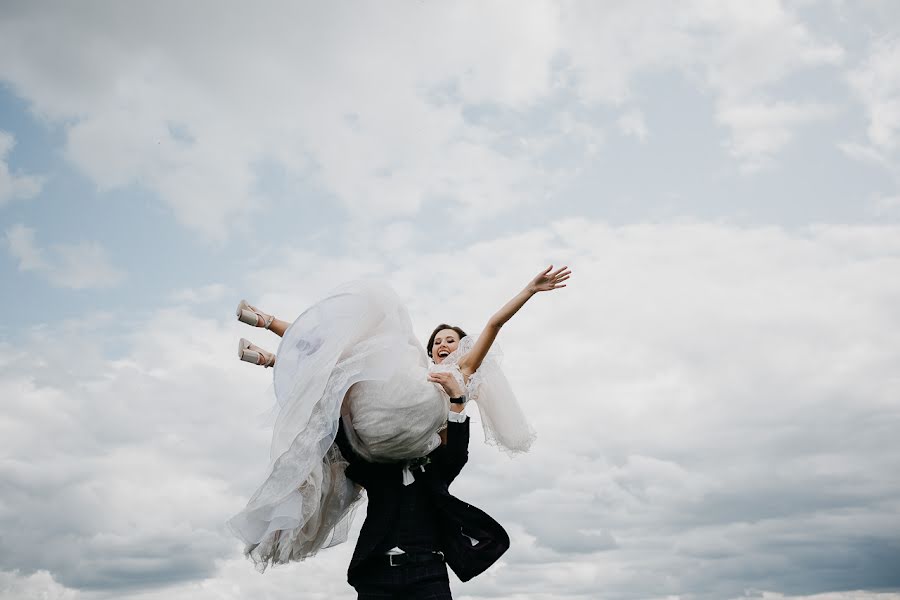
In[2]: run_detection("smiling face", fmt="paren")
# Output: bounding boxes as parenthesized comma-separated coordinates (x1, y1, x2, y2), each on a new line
(431, 328, 461, 364)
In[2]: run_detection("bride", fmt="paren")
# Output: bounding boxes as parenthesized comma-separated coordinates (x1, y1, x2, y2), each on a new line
(228, 266, 571, 569)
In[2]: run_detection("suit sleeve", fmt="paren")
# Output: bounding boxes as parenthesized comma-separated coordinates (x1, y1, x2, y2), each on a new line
(334, 416, 359, 461)
(434, 416, 470, 484)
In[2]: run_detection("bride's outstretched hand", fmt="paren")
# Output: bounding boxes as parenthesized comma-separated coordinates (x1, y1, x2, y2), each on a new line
(528, 265, 572, 294)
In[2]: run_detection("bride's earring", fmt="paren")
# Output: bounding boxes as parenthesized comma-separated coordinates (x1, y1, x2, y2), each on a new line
(239, 338, 276, 368)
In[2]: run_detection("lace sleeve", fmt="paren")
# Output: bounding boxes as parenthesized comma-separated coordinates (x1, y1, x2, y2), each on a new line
(443, 336, 536, 454)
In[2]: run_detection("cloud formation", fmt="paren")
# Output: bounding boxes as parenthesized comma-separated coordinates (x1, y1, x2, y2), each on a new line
(0, 1, 851, 239)
(849, 37, 900, 152)
(843, 35, 900, 202)
(718, 101, 835, 171)
(5, 224, 125, 289)
(2, 219, 899, 599)
(0, 131, 43, 206)
(1, 3, 898, 599)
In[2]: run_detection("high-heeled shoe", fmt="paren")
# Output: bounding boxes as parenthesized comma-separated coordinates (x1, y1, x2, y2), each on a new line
(236, 300, 274, 330)
(238, 338, 276, 368)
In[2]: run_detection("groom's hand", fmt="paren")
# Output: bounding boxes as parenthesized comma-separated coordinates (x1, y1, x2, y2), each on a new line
(427, 371, 465, 399)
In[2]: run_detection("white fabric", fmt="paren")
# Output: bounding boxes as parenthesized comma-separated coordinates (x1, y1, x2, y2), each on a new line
(228, 280, 534, 570)
(401, 464, 428, 486)
(228, 281, 444, 570)
(447, 410, 467, 423)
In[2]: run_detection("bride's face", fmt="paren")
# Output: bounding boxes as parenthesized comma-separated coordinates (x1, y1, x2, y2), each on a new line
(431, 329, 460, 364)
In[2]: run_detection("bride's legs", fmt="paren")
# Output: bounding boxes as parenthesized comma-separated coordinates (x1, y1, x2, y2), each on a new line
(236, 300, 291, 337)
(267, 318, 290, 337)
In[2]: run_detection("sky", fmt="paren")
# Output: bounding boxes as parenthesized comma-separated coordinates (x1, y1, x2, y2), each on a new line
(1, 1, 900, 599)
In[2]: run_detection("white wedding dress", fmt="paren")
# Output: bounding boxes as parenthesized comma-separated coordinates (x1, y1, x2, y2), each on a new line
(227, 280, 535, 570)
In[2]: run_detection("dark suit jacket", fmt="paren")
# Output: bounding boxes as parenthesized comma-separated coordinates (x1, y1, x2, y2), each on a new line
(335, 415, 510, 583)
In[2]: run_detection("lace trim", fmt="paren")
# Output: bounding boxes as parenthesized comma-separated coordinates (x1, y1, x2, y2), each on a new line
(437, 335, 535, 455)
(435, 335, 502, 404)
(482, 421, 537, 456)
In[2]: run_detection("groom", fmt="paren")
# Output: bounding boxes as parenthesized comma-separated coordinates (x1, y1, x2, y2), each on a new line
(333, 371, 509, 599)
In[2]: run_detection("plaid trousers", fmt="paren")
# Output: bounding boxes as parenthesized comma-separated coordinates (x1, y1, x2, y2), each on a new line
(352, 557, 452, 600)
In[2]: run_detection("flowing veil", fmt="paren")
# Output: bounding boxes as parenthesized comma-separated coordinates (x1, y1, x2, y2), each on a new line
(437, 336, 536, 455)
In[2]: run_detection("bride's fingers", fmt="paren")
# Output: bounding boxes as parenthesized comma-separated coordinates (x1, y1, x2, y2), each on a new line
(536, 265, 553, 279)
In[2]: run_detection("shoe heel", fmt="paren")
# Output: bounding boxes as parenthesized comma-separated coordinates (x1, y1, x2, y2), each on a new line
(238, 337, 274, 367)
(238, 338, 255, 362)
(236, 300, 273, 329)
(237, 309, 259, 327)
(236, 300, 258, 326)
(240, 349, 261, 364)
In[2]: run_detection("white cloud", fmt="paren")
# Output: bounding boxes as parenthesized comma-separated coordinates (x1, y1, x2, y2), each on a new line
(0, 3, 565, 240)
(617, 109, 648, 142)
(0, 312, 258, 592)
(0, 2, 853, 240)
(5, 224, 125, 289)
(735, 593, 900, 600)
(255, 219, 900, 598)
(168, 283, 233, 305)
(848, 37, 900, 151)
(869, 194, 900, 216)
(4, 568, 900, 600)
(841, 37, 900, 198)
(717, 101, 836, 171)
(838, 141, 891, 167)
(558, 1, 843, 171)
(696, 2, 843, 171)
(0, 570, 79, 600)
(5, 219, 898, 598)
(693, 1, 844, 98)
(558, 2, 693, 105)
(0, 131, 43, 206)
(4, 223, 47, 271)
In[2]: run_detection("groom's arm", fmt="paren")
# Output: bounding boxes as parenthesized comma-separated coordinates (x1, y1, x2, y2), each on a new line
(334, 416, 358, 462)
(433, 406, 470, 484)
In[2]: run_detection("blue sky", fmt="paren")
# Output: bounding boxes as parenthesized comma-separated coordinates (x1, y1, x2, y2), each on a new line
(2, 2, 900, 600)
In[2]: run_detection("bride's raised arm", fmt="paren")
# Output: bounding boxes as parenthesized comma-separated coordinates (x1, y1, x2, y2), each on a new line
(457, 265, 571, 379)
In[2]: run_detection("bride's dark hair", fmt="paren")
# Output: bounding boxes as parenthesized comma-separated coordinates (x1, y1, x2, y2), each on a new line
(426, 323, 467, 358)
